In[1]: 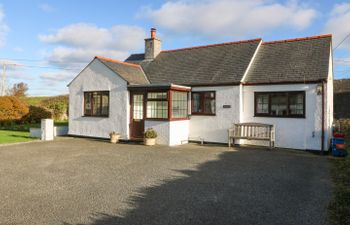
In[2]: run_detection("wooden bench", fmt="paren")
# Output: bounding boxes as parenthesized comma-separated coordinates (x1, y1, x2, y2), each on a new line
(228, 123, 275, 148)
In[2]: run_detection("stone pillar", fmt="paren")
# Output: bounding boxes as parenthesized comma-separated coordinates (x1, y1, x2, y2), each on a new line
(41, 119, 54, 141)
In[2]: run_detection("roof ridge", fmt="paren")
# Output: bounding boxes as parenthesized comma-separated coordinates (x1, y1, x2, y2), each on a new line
(95, 56, 141, 68)
(161, 38, 262, 53)
(262, 34, 332, 45)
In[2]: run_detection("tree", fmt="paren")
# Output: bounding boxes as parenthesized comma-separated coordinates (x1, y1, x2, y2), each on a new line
(10, 82, 28, 97)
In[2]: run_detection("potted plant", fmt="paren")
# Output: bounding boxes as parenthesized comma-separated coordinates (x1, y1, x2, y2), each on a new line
(144, 128, 157, 146)
(109, 131, 120, 144)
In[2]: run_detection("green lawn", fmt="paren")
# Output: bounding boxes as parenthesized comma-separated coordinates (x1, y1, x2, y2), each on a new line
(0, 130, 37, 144)
(0, 121, 68, 132)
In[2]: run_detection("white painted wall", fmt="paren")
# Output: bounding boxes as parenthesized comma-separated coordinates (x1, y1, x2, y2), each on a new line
(325, 46, 334, 150)
(169, 120, 189, 145)
(144, 120, 170, 145)
(145, 120, 189, 146)
(240, 84, 322, 150)
(41, 119, 54, 141)
(189, 86, 240, 143)
(68, 59, 130, 139)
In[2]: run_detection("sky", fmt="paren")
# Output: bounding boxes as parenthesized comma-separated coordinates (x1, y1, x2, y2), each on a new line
(0, 0, 350, 96)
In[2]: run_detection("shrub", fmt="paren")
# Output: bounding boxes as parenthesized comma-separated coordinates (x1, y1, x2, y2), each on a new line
(23, 105, 53, 124)
(40, 95, 68, 121)
(144, 128, 157, 139)
(0, 96, 29, 125)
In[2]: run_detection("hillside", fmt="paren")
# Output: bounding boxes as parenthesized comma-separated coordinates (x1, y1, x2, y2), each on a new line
(334, 79, 350, 119)
(334, 79, 350, 93)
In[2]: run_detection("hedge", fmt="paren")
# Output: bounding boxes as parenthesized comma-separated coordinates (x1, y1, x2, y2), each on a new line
(23, 105, 53, 124)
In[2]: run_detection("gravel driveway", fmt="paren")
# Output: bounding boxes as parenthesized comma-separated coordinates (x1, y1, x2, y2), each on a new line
(0, 138, 332, 225)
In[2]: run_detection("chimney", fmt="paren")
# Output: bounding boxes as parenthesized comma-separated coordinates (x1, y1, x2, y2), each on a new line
(145, 28, 161, 60)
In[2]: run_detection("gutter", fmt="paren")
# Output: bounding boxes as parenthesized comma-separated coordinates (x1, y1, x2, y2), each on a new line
(321, 81, 325, 154)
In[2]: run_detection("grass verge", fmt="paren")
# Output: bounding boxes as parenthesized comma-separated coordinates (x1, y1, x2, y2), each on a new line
(328, 119, 350, 225)
(0, 121, 68, 132)
(0, 130, 37, 144)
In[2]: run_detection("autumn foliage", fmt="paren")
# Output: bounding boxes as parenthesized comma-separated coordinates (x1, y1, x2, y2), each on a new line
(0, 96, 29, 124)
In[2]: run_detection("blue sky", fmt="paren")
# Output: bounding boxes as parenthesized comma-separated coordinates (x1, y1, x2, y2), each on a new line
(0, 0, 349, 96)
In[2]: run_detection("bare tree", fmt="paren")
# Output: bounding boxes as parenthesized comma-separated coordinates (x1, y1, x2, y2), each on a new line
(10, 82, 28, 97)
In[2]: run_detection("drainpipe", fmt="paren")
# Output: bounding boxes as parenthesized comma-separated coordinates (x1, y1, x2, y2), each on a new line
(321, 81, 325, 155)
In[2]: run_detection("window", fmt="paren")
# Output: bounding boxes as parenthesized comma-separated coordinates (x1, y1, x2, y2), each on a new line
(191, 91, 216, 115)
(255, 91, 305, 118)
(84, 91, 109, 117)
(146, 92, 168, 119)
(172, 91, 188, 118)
(133, 94, 143, 120)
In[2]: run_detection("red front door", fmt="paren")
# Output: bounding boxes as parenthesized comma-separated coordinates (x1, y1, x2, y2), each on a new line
(130, 92, 145, 139)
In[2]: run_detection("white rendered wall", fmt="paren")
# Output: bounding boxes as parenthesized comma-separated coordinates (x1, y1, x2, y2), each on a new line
(41, 119, 54, 141)
(241, 84, 322, 150)
(189, 86, 240, 143)
(145, 120, 189, 146)
(68, 59, 130, 139)
(325, 47, 334, 150)
(169, 120, 189, 146)
(144, 120, 170, 145)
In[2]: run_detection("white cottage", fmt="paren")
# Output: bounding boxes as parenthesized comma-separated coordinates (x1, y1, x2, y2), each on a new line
(68, 28, 333, 151)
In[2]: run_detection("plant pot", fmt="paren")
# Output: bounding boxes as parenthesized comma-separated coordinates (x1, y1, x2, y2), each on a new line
(110, 134, 120, 144)
(144, 138, 156, 146)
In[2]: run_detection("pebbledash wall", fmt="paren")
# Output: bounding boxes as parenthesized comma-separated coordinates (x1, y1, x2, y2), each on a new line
(68, 59, 130, 139)
(189, 86, 240, 143)
(240, 83, 330, 150)
(145, 120, 189, 146)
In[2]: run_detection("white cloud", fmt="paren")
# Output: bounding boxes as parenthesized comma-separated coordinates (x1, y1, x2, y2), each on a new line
(39, 24, 146, 66)
(40, 71, 75, 83)
(0, 5, 9, 48)
(39, 3, 54, 13)
(140, 0, 317, 38)
(324, 3, 350, 49)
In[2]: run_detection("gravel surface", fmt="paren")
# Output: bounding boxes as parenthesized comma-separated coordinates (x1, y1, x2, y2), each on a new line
(0, 137, 332, 225)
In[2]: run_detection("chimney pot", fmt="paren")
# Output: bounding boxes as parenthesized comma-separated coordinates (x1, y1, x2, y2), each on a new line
(145, 28, 161, 60)
(151, 28, 156, 39)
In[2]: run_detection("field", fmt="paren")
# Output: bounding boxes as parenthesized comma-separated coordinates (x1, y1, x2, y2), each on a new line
(21, 96, 49, 106)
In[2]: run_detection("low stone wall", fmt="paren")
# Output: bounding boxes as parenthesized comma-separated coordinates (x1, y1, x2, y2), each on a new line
(29, 128, 41, 138)
(54, 126, 69, 136)
(30, 126, 69, 138)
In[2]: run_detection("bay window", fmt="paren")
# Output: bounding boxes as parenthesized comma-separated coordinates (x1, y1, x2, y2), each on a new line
(172, 91, 188, 118)
(146, 92, 168, 119)
(144, 90, 189, 120)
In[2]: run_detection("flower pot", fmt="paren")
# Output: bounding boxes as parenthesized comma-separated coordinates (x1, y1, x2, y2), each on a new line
(144, 138, 156, 146)
(110, 134, 120, 144)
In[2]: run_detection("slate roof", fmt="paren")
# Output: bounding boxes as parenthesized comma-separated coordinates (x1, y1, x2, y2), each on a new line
(243, 35, 332, 84)
(96, 56, 149, 85)
(92, 35, 332, 87)
(126, 39, 262, 85)
(125, 53, 145, 64)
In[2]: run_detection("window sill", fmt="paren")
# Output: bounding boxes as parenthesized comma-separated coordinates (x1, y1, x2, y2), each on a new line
(83, 115, 109, 118)
(191, 113, 216, 116)
(145, 118, 190, 121)
(254, 115, 305, 119)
